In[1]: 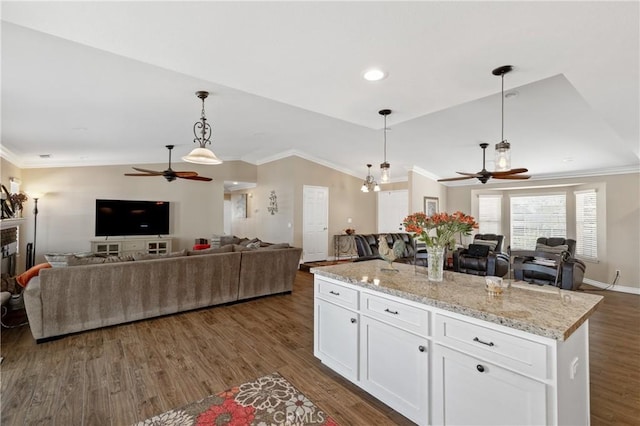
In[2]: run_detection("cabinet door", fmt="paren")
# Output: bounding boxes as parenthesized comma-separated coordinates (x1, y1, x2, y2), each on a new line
(314, 299, 359, 382)
(360, 316, 429, 425)
(432, 345, 546, 426)
(94, 242, 120, 255)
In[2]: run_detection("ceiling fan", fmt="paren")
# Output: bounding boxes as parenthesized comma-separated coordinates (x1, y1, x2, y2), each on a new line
(438, 143, 530, 184)
(125, 145, 213, 182)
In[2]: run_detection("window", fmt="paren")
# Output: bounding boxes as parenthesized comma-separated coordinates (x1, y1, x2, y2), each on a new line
(510, 194, 566, 250)
(478, 195, 502, 234)
(575, 189, 597, 259)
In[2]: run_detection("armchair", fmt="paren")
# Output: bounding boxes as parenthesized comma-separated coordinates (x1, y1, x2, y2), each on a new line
(512, 237, 586, 291)
(453, 234, 509, 277)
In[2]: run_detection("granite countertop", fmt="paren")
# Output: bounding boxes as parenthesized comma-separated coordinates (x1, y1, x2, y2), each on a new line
(311, 260, 603, 341)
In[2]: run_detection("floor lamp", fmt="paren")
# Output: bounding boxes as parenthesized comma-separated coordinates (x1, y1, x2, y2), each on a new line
(30, 197, 39, 269)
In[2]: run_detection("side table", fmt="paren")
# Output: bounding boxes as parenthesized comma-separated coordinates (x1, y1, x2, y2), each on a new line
(333, 234, 357, 260)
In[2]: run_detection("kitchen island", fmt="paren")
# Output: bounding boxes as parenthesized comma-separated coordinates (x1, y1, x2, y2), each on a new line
(311, 260, 603, 426)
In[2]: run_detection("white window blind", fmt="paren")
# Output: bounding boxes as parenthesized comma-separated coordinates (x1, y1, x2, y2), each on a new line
(478, 195, 502, 234)
(575, 189, 598, 259)
(510, 194, 566, 250)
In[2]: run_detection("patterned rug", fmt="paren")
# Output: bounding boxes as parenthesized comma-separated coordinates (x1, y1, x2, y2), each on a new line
(134, 372, 338, 425)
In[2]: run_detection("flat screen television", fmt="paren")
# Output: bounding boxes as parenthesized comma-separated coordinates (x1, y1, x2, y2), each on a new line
(95, 199, 170, 237)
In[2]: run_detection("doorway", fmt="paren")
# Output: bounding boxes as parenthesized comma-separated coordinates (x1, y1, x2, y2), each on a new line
(302, 185, 329, 262)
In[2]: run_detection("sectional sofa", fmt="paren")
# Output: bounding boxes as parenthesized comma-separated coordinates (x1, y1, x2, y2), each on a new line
(23, 244, 302, 341)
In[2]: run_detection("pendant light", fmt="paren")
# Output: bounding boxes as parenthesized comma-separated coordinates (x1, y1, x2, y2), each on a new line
(379, 109, 392, 183)
(492, 66, 513, 171)
(361, 164, 380, 193)
(182, 91, 223, 165)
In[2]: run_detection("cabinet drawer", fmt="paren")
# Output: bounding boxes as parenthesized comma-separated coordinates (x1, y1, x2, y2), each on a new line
(122, 241, 145, 251)
(435, 314, 548, 380)
(316, 279, 358, 310)
(361, 293, 429, 337)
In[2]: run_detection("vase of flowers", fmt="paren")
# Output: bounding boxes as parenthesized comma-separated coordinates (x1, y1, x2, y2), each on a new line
(403, 211, 478, 281)
(9, 192, 28, 218)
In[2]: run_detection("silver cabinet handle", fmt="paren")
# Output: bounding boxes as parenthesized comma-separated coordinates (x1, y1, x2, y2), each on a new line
(473, 337, 495, 347)
(384, 308, 399, 315)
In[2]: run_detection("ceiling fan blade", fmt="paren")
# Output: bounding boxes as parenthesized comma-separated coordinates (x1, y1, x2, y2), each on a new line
(132, 167, 163, 175)
(124, 173, 158, 177)
(455, 171, 483, 177)
(179, 175, 213, 182)
(174, 171, 199, 177)
(438, 176, 475, 182)
(491, 168, 529, 176)
(493, 174, 531, 180)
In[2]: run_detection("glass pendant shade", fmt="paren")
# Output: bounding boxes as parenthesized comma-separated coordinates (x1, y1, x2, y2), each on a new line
(380, 162, 390, 183)
(494, 140, 511, 171)
(183, 91, 223, 165)
(182, 147, 223, 165)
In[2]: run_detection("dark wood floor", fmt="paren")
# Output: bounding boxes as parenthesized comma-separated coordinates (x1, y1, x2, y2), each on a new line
(1, 271, 638, 425)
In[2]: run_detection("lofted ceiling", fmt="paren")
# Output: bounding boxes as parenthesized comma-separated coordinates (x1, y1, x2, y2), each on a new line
(1, 1, 638, 186)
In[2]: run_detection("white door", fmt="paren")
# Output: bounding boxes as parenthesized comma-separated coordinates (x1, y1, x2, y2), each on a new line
(303, 185, 329, 262)
(378, 189, 408, 233)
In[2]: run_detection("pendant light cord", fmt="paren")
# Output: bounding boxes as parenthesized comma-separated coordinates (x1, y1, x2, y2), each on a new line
(383, 113, 387, 162)
(501, 71, 504, 142)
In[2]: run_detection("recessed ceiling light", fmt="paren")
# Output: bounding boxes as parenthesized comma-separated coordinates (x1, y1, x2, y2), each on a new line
(363, 68, 387, 81)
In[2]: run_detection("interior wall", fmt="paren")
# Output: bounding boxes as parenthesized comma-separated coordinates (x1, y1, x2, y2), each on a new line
(17, 160, 255, 269)
(409, 170, 448, 214)
(257, 156, 377, 257)
(446, 172, 640, 290)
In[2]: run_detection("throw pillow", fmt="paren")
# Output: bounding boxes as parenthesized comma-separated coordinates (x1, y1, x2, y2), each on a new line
(232, 244, 252, 252)
(16, 263, 52, 288)
(44, 252, 94, 267)
(473, 239, 498, 251)
(246, 241, 261, 249)
(535, 243, 569, 255)
(467, 244, 490, 258)
(133, 249, 187, 261)
(187, 245, 234, 256)
(259, 243, 291, 250)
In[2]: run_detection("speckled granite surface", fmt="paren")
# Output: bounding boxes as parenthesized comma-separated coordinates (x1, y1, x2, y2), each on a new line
(311, 260, 603, 341)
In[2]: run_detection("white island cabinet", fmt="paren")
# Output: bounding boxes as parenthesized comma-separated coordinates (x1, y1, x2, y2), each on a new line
(311, 260, 602, 426)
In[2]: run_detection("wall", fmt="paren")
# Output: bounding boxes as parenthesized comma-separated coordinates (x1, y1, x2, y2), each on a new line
(256, 156, 377, 256)
(446, 172, 640, 291)
(409, 170, 448, 214)
(16, 160, 255, 269)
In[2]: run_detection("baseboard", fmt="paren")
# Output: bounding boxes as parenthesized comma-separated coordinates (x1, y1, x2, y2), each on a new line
(582, 278, 640, 295)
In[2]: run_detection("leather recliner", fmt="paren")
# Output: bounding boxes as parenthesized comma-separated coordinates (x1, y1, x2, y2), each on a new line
(353, 233, 415, 263)
(513, 237, 586, 291)
(453, 234, 509, 277)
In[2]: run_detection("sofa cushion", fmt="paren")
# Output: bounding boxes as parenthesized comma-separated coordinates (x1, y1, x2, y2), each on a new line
(44, 252, 93, 267)
(259, 243, 290, 249)
(133, 249, 188, 261)
(68, 254, 134, 266)
(187, 245, 234, 256)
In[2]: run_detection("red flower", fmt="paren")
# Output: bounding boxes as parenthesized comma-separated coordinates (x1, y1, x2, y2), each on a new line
(196, 398, 255, 426)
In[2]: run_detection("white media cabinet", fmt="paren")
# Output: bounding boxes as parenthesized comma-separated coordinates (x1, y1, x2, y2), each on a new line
(90, 236, 173, 256)
(311, 260, 603, 426)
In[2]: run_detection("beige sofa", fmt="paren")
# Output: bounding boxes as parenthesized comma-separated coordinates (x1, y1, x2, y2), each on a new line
(23, 245, 302, 341)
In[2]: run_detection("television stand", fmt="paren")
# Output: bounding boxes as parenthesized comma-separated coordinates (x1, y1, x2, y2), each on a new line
(90, 236, 173, 256)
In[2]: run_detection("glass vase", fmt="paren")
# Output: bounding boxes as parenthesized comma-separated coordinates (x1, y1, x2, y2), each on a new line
(427, 246, 445, 282)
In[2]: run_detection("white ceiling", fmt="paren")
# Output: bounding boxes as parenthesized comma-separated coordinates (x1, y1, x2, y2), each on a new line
(1, 1, 639, 185)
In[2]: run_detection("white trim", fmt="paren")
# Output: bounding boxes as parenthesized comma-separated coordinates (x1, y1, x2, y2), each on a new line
(582, 278, 640, 295)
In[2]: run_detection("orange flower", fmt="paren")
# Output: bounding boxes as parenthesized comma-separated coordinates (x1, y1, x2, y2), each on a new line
(403, 211, 478, 248)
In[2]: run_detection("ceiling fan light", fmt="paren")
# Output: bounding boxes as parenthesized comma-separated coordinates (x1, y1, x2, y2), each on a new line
(182, 147, 223, 165)
(495, 140, 511, 171)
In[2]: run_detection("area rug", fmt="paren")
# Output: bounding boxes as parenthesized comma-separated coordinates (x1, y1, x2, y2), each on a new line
(134, 372, 338, 426)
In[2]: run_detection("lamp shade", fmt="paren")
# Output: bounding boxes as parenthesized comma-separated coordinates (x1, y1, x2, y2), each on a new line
(182, 147, 223, 165)
(494, 141, 511, 171)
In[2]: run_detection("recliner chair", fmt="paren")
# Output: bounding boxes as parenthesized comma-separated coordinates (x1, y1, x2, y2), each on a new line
(512, 237, 586, 291)
(453, 234, 509, 277)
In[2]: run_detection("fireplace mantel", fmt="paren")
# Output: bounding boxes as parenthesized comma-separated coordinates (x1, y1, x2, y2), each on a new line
(1, 218, 25, 230)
